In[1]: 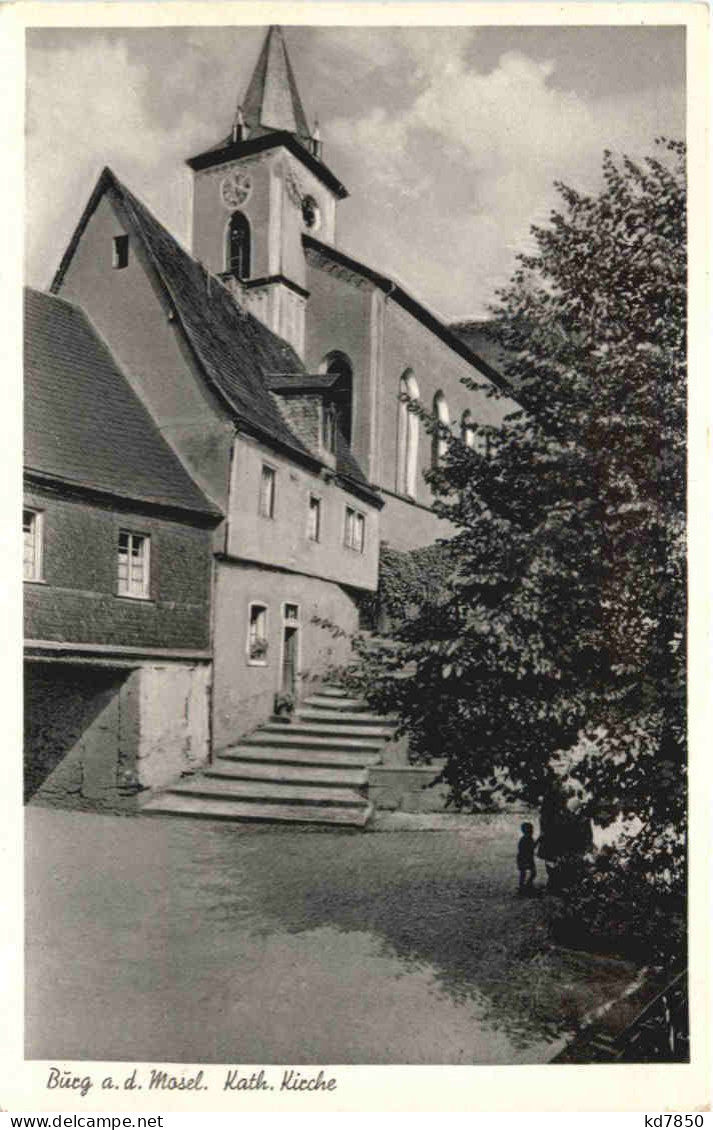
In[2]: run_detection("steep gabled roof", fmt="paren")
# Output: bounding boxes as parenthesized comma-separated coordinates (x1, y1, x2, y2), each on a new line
(51, 168, 376, 502)
(24, 287, 221, 519)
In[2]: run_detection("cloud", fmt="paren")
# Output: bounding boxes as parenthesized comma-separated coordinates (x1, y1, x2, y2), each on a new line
(330, 40, 685, 316)
(25, 27, 685, 319)
(26, 38, 186, 285)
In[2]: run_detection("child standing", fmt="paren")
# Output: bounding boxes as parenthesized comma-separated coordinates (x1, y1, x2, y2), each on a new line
(516, 821, 538, 895)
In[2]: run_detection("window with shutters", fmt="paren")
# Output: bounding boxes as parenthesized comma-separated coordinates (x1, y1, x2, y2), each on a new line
(117, 530, 150, 599)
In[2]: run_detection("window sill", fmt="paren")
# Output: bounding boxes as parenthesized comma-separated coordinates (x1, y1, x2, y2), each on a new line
(23, 577, 46, 585)
(116, 593, 154, 603)
(247, 658, 269, 668)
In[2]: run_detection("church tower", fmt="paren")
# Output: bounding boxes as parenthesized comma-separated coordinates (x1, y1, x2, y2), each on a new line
(186, 26, 348, 356)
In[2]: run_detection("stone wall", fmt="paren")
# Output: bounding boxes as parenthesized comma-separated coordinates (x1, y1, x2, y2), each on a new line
(25, 659, 210, 812)
(369, 763, 451, 814)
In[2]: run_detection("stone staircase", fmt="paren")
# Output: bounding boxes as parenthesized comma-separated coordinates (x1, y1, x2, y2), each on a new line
(141, 685, 396, 828)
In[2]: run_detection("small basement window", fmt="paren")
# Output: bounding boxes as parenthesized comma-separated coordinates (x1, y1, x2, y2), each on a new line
(247, 603, 269, 664)
(117, 530, 150, 599)
(112, 234, 129, 270)
(23, 508, 43, 581)
(344, 507, 365, 554)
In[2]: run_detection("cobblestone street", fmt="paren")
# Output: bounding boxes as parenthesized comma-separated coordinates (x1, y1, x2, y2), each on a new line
(26, 806, 636, 1065)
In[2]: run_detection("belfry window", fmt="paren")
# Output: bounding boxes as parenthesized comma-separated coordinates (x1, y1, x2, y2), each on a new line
(226, 211, 251, 279)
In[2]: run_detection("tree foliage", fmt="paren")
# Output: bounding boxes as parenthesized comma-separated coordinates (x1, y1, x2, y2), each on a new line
(346, 142, 687, 916)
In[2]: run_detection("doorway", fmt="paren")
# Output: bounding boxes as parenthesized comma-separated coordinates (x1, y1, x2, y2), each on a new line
(280, 603, 300, 697)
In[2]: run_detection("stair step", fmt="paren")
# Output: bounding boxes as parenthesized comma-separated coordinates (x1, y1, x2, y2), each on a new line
(221, 745, 382, 769)
(166, 777, 367, 808)
(302, 695, 368, 711)
(142, 794, 374, 827)
(262, 721, 394, 740)
(297, 709, 395, 727)
(207, 760, 369, 788)
(241, 731, 383, 752)
(316, 685, 349, 698)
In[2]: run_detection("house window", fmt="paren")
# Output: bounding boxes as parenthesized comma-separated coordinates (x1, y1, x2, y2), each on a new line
(23, 508, 42, 581)
(344, 507, 365, 553)
(247, 602, 269, 664)
(308, 495, 321, 542)
(112, 235, 129, 270)
(226, 211, 251, 279)
(259, 464, 276, 518)
(284, 603, 299, 623)
(117, 530, 150, 599)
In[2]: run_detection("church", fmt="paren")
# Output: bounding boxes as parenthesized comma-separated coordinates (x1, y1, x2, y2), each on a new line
(25, 26, 517, 818)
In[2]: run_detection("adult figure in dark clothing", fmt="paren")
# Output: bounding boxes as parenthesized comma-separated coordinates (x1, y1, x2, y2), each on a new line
(538, 787, 593, 892)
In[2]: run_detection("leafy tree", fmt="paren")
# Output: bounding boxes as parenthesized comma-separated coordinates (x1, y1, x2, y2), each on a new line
(345, 142, 687, 934)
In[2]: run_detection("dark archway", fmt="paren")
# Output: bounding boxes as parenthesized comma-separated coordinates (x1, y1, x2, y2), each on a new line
(321, 351, 353, 446)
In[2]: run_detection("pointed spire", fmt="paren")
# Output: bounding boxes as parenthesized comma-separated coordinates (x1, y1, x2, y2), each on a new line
(242, 26, 311, 143)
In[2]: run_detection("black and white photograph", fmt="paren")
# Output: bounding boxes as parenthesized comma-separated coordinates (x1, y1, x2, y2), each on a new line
(12, 1, 709, 1108)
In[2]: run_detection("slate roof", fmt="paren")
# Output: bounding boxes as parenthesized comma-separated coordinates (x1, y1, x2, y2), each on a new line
(24, 287, 221, 518)
(51, 169, 376, 502)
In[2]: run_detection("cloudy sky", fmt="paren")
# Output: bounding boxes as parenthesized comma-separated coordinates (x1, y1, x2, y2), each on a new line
(26, 23, 685, 320)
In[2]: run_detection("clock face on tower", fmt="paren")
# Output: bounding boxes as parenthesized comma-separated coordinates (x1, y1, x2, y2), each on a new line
(220, 171, 252, 210)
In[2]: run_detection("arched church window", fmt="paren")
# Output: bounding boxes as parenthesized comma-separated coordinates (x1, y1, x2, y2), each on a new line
(461, 409, 476, 449)
(432, 391, 450, 469)
(320, 351, 353, 446)
(397, 371, 420, 497)
(226, 211, 251, 279)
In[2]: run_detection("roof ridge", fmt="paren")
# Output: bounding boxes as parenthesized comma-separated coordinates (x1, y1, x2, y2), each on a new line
(50, 167, 378, 502)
